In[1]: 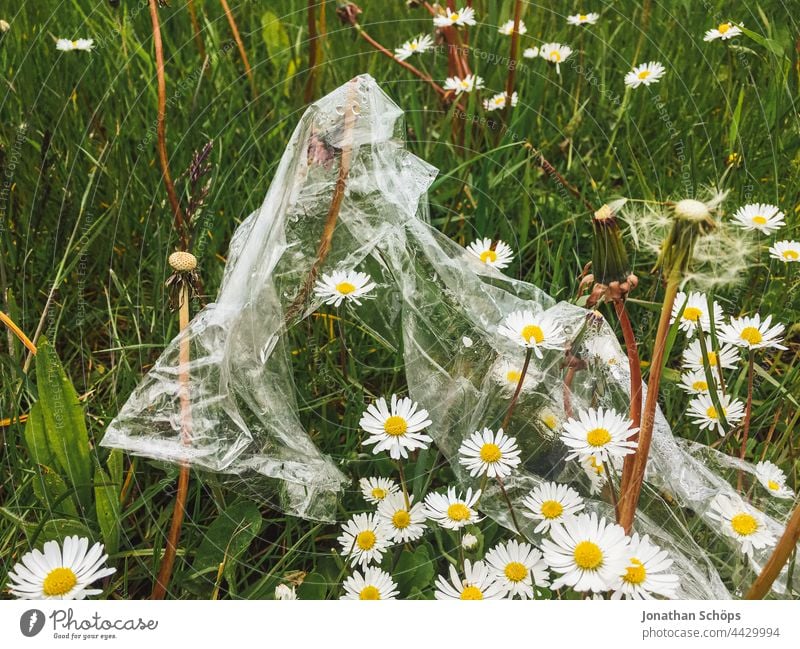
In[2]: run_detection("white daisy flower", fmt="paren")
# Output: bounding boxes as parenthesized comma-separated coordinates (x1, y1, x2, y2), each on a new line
(458, 427, 521, 479)
(359, 476, 399, 505)
(434, 559, 505, 600)
(433, 6, 477, 28)
(708, 495, 776, 557)
(718, 313, 787, 351)
(444, 74, 485, 94)
(465, 237, 514, 269)
(497, 309, 566, 358)
(731, 203, 786, 234)
(498, 19, 527, 36)
(583, 336, 625, 368)
(394, 34, 434, 61)
(624, 61, 666, 88)
(313, 270, 376, 307)
(424, 487, 482, 530)
(337, 513, 393, 568)
(492, 356, 539, 393)
(359, 394, 433, 460)
(539, 408, 561, 433)
(581, 455, 608, 495)
(610, 534, 679, 600)
(523, 46, 539, 59)
(274, 584, 297, 600)
(485, 539, 550, 599)
(483, 91, 519, 112)
(703, 22, 743, 41)
(567, 13, 600, 26)
(461, 533, 479, 550)
(462, 336, 474, 348)
(678, 370, 715, 395)
(769, 240, 800, 263)
(521, 481, 585, 533)
(681, 339, 739, 372)
(670, 291, 725, 336)
(377, 492, 427, 543)
(7, 536, 115, 600)
(754, 461, 794, 499)
(687, 393, 745, 435)
(560, 406, 638, 463)
(341, 567, 399, 600)
(539, 42, 572, 73)
(56, 38, 94, 52)
(542, 512, 630, 593)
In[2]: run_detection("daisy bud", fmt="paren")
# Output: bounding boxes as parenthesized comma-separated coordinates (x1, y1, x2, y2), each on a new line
(168, 251, 198, 272)
(0, 19, 10, 33)
(461, 533, 479, 551)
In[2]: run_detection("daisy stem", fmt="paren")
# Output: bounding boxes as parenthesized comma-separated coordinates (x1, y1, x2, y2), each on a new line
(603, 460, 620, 522)
(496, 477, 525, 539)
(737, 349, 756, 490)
(396, 460, 411, 509)
(695, 328, 729, 430)
(501, 347, 532, 431)
(618, 270, 680, 533)
(458, 529, 465, 572)
(337, 309, 348, 382)
(745, 502, 800, 599)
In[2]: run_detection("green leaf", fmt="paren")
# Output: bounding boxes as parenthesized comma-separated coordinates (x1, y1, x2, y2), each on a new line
(39, 519, 94, 544)
(739, 26, 785, 57)
(31, 464, 78, 518)
(34, 337, 91, 508)
(394, 544, 435, 594)
(261, 10, 290, 65)
(192, 500, 263, 583)
(94, 465, 121, 555)
(107, 448, 123, 486)
(297, 572, 327, 600)
(23, 402, 54, 467)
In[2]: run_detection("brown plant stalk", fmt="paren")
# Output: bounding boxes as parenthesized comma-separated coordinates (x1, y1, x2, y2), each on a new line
(219, 0, 256, 98)
(304, 0, 325, 104)
(186, 0, 207, 61)
(149, 0, 188, 249)
(616, 300, 643, 501)
(502, 0, 524, 120)
(745, 503, 800, 599)
(0, 311, 37, 356)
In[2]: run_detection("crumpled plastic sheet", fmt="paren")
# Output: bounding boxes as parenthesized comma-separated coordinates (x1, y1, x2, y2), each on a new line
(102, 74, 797, 598)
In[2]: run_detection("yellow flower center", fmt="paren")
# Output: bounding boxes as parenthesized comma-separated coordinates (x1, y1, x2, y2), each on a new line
(783, 249, 799, 260)
(521, 324, 545, 344)
(586, 427, 612, 447)
(359, 585, 381, 600)
(335, 281, 356, 295)
(542, 414, 558, 430)
(683, 306, 703, 322)
(752, 215, 767, 225)
(707, 351, 718, 366)
(718, 23, 731, 34)
(480, 249, 498, 263)
(731, 513, 758, 536)
(356, 530, 376, 550)
(451, 13, 460, 21)
(409, 42, 418, 50)
(504, 561, 528, 583)
(392, 510, 411, 529)
(692, 380, 709, 391)
(740, 326, 763, 345)
(506, 370, 521, 384)
(623, 558, 647, 585)
(447, 503, 471, 522)
(579, 14, 588, 21)
(589, 456, 604, 475)
(767, 480, 780, 491)
(371, 487, 387, 500)
(549, 51, 561, 62)
(383, 415, 408, 436)
(460, 585, 483, 600)
(479, 443, 502, 464)
(540, 499, 564, 519)
(705, 406, 722, 419)
(638, 69, 651, 79)
(43, 567, 78, 597)
(573, 541, 604, 570)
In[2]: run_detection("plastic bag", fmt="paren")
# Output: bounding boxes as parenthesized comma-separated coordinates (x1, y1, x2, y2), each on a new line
(102, 75, 795, 596)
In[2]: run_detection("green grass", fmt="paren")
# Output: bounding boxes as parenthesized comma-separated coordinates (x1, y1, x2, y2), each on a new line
(0, 1, 798, 599)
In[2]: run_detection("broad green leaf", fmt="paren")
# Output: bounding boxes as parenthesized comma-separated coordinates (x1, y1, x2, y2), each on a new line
(34, 337, 91, 508)
(23, 402, 54, 467)
(297, 571, 327, 600)
(39, 519, 94, 544)
(94, 465, 121, 555)
(107, 448, 124, 487)
(261, 11, 290, 64)
(192, 500, 263, 582)
(31, 464, 78, 518)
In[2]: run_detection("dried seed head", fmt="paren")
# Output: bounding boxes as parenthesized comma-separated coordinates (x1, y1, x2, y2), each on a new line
(674, 199, 710, 222)
(168, 251, 197, 272)
(591, 203, 631, 286)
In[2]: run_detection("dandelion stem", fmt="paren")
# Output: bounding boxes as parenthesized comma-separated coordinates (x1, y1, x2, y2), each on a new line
(745, 502, 800, 599)
(186, 0, 206, 62)
(304, 0, 325, 103)
(737, 348, 756, 490)
(152, 283, 192, 599)
(615, 301, 642, 513)
(501, 347, 532, 431)
(603, 460, 621, 521)
(618, 270, 680, 533)
(219, 0, 256, 98)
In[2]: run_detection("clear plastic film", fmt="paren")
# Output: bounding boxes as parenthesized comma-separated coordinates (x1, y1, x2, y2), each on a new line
(102, 75, 796, 596)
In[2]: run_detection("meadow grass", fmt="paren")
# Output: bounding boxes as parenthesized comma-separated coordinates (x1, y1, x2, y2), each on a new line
(0, 1, 798, 599)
